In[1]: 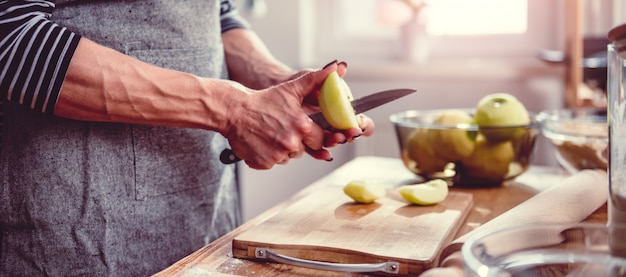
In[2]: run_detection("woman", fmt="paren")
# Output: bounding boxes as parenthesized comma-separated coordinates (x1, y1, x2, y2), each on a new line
(0, 1, 373, 275)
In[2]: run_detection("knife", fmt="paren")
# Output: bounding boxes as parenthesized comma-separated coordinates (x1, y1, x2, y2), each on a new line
(219, 88, 417, 164)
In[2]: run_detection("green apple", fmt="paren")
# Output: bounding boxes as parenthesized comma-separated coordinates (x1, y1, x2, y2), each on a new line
(474, 93, 530, 143)
(461, 135, 515, 180)
(398, 179, 449, 205)
(404, 128, 450, 174)
(426, 110, 476, 161)
(319, 71, 360, 130)
(343, 179, 386, 203)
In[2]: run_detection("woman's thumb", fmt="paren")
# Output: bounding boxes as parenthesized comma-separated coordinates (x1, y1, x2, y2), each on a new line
(290, 61, 337, 100)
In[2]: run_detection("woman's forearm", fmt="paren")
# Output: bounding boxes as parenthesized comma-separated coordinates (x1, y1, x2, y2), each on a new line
(222, 28, 296, 89)
(54, 38, 245, 135)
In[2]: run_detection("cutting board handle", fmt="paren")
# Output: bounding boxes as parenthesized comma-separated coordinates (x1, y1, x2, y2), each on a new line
(255, 248, 401, 274)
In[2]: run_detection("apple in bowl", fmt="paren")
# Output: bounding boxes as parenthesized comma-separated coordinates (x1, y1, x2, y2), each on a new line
(390, 93, 539, 187)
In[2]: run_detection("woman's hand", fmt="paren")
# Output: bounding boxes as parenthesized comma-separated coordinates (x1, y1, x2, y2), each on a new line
(290, 61, 376, 161)
(223, 61, 375, 169)
(223, 64, 331, 169)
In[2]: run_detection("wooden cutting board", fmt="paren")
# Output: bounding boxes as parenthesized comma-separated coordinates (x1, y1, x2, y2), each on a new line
(232, 186, 473, 276)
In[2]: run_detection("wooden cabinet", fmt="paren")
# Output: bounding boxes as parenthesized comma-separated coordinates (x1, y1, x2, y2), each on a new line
(564, 0, 585, 108)
(563, 0, 620, 108)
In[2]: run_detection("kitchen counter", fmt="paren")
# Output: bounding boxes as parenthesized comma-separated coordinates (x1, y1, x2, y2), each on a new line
(153, 156, 608, 277)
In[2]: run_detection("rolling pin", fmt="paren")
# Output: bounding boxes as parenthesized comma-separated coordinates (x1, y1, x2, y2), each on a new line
(419, 169, 608, 277)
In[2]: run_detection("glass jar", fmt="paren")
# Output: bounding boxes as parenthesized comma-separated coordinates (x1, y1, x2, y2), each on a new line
(608, 23, 626, 258)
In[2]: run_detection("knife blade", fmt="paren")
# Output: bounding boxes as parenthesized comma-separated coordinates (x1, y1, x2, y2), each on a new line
(308, 88, 416, 129)
(220, 88, 417, 164)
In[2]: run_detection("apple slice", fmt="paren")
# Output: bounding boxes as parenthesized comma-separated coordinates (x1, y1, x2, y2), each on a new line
(343, 179, 386, 203)
(398, 179, 449, 205)
(319, 71, 360, 130)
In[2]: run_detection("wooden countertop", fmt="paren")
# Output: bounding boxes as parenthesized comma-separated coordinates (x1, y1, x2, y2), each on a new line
(154, 156, 608, 277)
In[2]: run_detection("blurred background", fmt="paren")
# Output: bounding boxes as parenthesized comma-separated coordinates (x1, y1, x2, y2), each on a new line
(235, 0, 626, 221)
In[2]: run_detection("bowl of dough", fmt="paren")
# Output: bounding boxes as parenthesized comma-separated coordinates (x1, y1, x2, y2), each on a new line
(390, 93, 539, 187)
(537, 107, 608, 174)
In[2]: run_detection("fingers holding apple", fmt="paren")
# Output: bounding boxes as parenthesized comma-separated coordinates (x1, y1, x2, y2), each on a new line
(319, 71, 360, 130)
(357, 114, 375, 136)
(340, 114, 374, 143)
(317, 70, 374, 147)
(299, 63, 374, 160)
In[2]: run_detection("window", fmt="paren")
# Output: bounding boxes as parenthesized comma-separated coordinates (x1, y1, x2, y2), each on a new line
(301, 0, 560, 64)
(425, 0, 527, 36)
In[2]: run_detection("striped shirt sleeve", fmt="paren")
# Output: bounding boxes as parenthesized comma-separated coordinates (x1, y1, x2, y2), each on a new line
(219, 0, 249, 33)
(0, 0, 80, 114)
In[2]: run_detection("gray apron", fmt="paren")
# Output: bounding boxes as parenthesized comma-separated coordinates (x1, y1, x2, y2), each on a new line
(0, 1, 240, 276)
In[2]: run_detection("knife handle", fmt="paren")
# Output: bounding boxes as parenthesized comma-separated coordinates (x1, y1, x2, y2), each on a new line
(220, 148, 241, 164)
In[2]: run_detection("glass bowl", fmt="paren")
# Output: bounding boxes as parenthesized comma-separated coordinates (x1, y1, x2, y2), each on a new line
(389, 109, 539, 187)
(537, 108, 608, 174)
(462, 223, 626, 277)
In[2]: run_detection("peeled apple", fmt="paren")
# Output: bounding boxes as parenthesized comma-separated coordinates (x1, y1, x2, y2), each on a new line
(319, 71, 360, 130)
(343, 179, 386, 203)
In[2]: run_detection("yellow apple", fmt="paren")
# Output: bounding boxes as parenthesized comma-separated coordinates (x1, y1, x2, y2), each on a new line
(404, 127, 450, 174)
(461, 135, 515, 180)
(426, 110, 476, 161)
(474, 93, 530, 143)
(319, 71, 360, 130)
(398, 179, 449, 205)
(343, 179, 386, 203)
